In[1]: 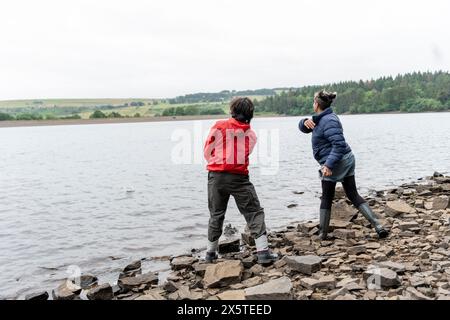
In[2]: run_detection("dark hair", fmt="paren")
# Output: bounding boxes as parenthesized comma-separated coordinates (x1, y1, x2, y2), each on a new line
(230, 97, 254, 123)
(314, 90, 337, 109)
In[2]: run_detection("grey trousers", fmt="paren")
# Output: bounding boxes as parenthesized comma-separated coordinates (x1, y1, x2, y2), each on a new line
(207, 171, 266, 242)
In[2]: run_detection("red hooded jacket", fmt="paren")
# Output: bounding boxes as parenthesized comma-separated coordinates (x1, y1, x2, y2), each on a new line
(204, 118, 257, 175)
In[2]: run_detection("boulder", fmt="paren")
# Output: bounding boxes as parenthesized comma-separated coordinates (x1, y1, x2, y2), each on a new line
(385, 200, 415, 217)
(298, 222, 319, 234)
(123, 260, 141, 272)
(285, 255, 322, 275)
(334, 229, 356, 240)
(203, 260, 243, 288)
(432, 196, 449, 210)
(363, 268, 400, 289)
(119, 261, 142, 279)
(300, 276, 336, 290)
(170, 256, 198, 271)
(245, 276, 293, 300)
(347, 245, 367, 255)
(87, 283, 114, 300)
(118, 272, 159, 292)
(218, 238, 240, 254)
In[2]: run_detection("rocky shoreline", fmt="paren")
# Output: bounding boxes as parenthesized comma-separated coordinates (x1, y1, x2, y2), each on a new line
(26, 172, 450, 300)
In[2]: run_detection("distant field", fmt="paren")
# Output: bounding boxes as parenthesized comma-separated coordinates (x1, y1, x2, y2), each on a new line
(0, 95, 270, 120)
(0, 98, 156, 109)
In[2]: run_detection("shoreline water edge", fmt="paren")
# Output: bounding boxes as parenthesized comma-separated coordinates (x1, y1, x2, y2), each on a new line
(21, 172, 450, 301)
(1, 110, 450, 128)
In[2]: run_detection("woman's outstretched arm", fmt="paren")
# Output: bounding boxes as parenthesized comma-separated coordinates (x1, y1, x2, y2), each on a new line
(299, 118, 314, 133)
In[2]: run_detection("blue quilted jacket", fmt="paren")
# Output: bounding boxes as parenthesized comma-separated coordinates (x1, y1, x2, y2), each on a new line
(299, 108, 352, 169)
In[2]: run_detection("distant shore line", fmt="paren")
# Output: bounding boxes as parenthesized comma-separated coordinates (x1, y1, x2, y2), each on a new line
(0, 110, 449, 128)
(0, 114, 279, 128)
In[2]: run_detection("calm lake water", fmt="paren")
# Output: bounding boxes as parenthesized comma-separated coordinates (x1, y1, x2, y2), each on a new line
(1, 113, 449, 299)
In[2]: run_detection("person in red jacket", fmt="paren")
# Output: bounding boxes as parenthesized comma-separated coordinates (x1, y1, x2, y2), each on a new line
(203, 97, 278, 264)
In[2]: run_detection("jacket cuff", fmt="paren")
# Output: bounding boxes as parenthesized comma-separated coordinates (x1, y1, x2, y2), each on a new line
(324, 159, 335, 170)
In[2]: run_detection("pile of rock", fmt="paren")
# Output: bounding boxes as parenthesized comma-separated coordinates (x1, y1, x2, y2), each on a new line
(31, 173, 450, 300)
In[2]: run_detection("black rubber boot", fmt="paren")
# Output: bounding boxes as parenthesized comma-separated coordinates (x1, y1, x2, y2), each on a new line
(319, 209, 331, 240)
(205, 251, 218, 263)
(256, 250, 279, 265)
(358, 202, 389, 238)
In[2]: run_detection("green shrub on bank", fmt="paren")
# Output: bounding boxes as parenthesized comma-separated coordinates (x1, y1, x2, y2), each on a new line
(0, 112, 15, 121)
(15, 113, 43, 120)
(89, 110, 107, 119)
(162, 105, 225, 116)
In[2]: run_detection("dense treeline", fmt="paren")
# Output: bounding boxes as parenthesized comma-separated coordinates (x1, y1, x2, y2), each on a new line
(161, 104, 225, 116)
(168, 89, 276, 104)
(256, 71, 450, 115)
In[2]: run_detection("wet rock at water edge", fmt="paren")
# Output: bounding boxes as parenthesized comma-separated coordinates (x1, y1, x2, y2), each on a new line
(118, 272, 159, 292)
(52, 280, 82, 300)
(170, 256, 198, 271)
(203, 260, 243, 288)
(124, 260, 141, 272)
(25, 291, 49, 300)
(218, 238, 240, 254)
(119, 260, 142, 279)
(245, 276, 293, 300)
(79, 274, 98, 289)
(87, 283, 114, 300)
(284, 255, 322, 275)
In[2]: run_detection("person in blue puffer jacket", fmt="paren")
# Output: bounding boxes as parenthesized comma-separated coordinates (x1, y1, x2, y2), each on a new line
(299, 90, 388, 240)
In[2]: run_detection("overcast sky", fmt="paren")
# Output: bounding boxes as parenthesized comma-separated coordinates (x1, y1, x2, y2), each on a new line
(0, 0, 449, 100)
